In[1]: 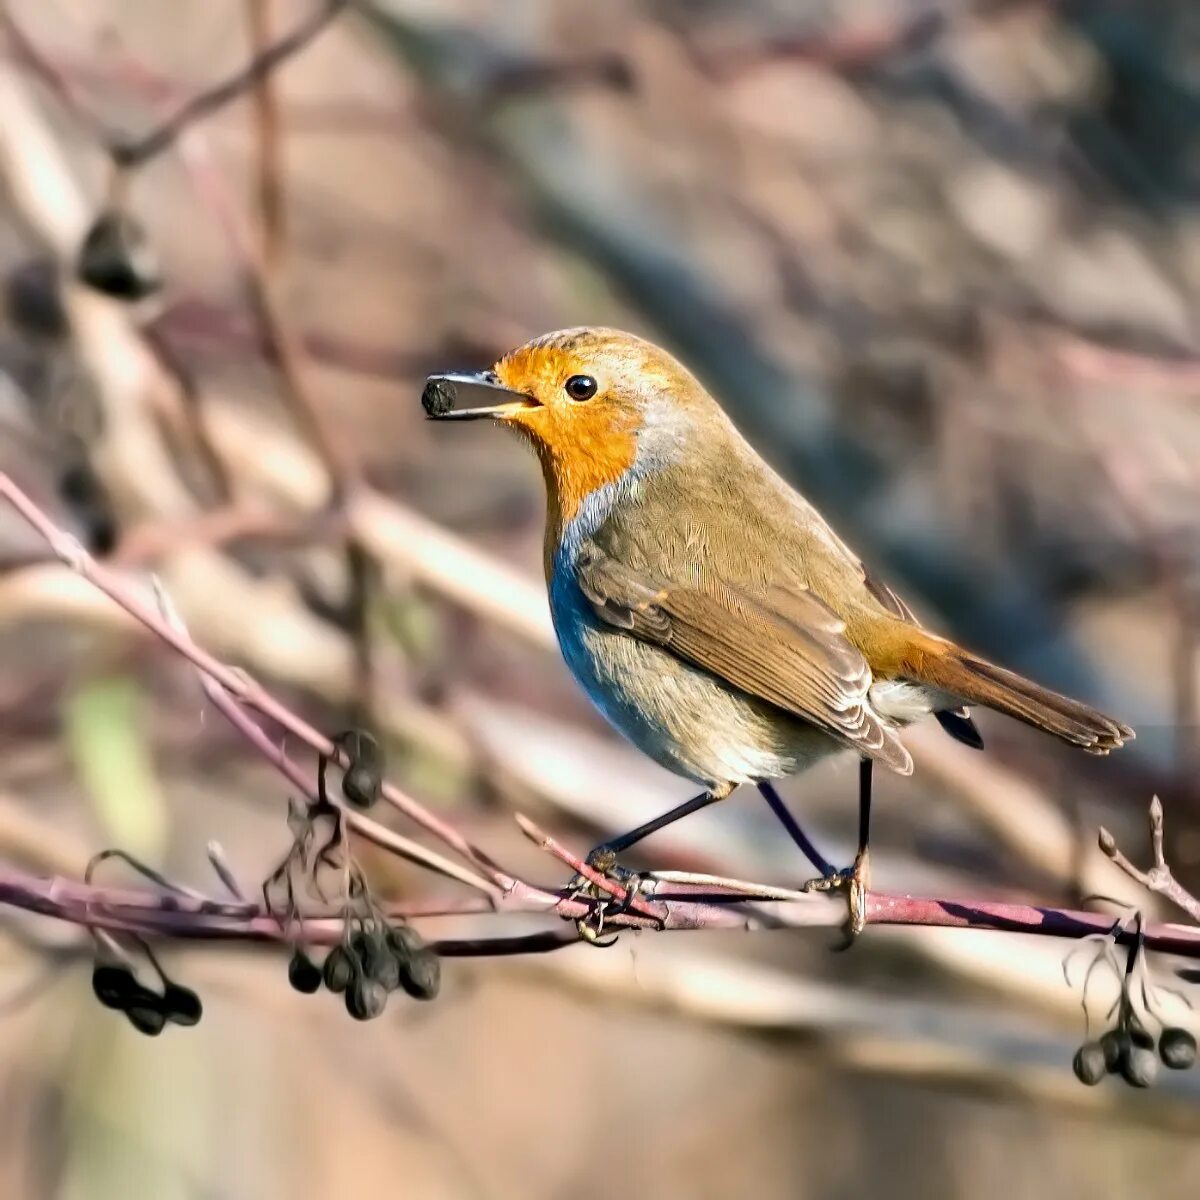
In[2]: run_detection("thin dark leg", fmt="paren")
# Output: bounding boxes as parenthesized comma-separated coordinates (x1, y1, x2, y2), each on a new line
(757, 780, 835, 877)
(590, 786, 729, 862)
(857, 757, 873, 859)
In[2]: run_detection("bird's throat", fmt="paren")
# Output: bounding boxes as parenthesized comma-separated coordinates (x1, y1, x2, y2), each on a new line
(531, 429, 637, 582)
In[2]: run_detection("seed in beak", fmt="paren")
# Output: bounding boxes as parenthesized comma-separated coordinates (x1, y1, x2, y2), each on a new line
(422, 377, 457, 418)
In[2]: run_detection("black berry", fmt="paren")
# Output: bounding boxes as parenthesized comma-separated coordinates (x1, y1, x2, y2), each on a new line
(1159, 1027, 1197, 1071)
(1072, 1041, 1107, 1086)
(345, 978, 387, 1021)
(288, 950, 322, 994)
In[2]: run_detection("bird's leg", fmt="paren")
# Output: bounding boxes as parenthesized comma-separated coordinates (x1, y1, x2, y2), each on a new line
(756, 780, 838, 878)
(568, 785, 734, 928)
(580, 784, 732, 875)
(799, 758, 873, 938)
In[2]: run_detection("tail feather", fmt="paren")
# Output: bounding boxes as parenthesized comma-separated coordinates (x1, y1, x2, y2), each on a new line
(886, 630, 1134, 755)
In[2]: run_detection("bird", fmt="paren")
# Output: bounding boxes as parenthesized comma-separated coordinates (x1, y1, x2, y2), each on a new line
(422, 327, 1134, 933)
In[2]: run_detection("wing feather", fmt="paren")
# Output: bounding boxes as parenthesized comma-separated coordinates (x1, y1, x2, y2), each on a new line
(575, 541, 913, 774)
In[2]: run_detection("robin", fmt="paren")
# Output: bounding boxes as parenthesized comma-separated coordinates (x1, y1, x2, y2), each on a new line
(423, 328, 1134, 932)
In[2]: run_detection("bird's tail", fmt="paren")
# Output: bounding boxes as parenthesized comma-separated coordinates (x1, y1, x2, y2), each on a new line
(880, 627, 1134, 755)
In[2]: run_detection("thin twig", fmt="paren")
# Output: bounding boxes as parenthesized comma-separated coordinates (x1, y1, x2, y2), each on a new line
(109, 0, 350, 170)
(2, 0, 348, 174)
(3, 864, 1199, 957)
(1099, 798, 1200, 925)
(0, 3, 112, 145)
(0, 470, 510, 888)
(245, 0, 286, 269)
(514, 813, 665, 925)
(151, 579, 497, 897)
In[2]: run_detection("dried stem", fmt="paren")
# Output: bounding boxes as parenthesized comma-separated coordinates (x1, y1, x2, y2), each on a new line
(3, 862, 1199, 958)
(1099, 798, 1200, 924)
(245, 0, 286, 269)
(2, 0, 349, 170)
(0, 470, 509, 888)
(152, 581, 496, 896)
(113, 0, 349, 170)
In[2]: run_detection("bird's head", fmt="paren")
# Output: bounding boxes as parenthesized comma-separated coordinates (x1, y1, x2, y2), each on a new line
(423, 327, 720, 523)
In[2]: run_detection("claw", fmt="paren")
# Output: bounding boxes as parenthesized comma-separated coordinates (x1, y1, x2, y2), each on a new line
(802, 849, 870, 948)
(565, 845, 661, 943)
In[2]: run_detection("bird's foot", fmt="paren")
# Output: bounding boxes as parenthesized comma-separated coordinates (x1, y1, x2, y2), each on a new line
(565, 846, 653, 944)
(802, 848, 870, 947)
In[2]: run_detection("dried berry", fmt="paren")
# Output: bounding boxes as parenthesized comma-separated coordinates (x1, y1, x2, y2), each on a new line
(387, 924, 421, 959)
(371, 946, 403, 993)
(1100, 1029, 1128, 1074)
(162, 983, 203, 1027)
(288, 950, 322, 994)
(1121, 1045, 1159, 1089)
(337, 730, 382, 809)
(125, 1004, 167, 1036)
(399, 947, 441, 1002)
(345, 978, 388, 1021)
(1128, 1021, 1155, 1050)
(322, 946, 354, 994)
(91, 963, 137, 1010)
(5, 257, 67, 339)
(1072, 1041, 1107, 1086)
(421, 378, 456, 418)
(1158, 1027, 1197, 1071)
(342, 764, 379, 809)
(76, 210, 162, 301)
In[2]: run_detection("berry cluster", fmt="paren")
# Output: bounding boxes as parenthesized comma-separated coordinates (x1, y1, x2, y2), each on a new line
(91, 957, 202, 1037)
(267, 732, 439, 1019)
(1073, 1015, 1195, 1088)
(1068, 910, 1195, 1090)
(287, 921, 440, 1020)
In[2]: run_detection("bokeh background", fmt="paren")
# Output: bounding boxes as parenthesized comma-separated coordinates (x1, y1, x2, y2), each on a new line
(1, 1, 1199, 1197)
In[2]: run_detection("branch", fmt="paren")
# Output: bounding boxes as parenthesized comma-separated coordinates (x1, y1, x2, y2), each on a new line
(1100, 798, 1200, 924)
(112, 0, 349, 170)
(1, 0, 350, 171)
(6, 468, 1200, 966)
(0, 469, 509, 889)
(3, 862, 1199, 958)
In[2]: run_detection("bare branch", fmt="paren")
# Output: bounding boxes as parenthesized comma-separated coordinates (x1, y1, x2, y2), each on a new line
(2, 862, 1199, 958)
(1099, 798, 1200, 924)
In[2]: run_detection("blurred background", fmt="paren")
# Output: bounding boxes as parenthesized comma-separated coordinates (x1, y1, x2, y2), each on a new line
(0, 0, 1199, 1196)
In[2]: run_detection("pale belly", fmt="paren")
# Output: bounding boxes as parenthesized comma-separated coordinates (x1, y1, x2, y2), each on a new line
(549, 570, 846, 787)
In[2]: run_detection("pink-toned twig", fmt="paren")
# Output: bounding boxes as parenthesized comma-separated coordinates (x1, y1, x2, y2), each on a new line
(514, 813, 666, 926)
(151, 581, 496, 896)
(0, 470, 512, 890)
(5, 863, 1200, 957)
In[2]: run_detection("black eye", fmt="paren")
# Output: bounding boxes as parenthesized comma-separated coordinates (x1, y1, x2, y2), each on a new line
(564, 374, 597, 402)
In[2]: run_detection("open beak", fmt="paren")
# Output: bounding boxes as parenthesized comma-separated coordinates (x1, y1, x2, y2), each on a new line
(422, 371, 538, 421)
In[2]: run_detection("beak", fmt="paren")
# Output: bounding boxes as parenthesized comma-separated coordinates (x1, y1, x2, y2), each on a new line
(422, 371, 538, 421)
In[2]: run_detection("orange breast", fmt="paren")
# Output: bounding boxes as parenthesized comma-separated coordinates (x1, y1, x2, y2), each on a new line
(536, 424, 637, 581)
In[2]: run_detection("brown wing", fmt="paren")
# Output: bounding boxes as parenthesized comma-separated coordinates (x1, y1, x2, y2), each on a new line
(575, 541, 913, 774)
(862, 568, 984, 751)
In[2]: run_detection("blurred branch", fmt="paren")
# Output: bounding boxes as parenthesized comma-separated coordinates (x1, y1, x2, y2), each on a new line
(0, 470, 506, 886)
(0, 0, 350, 172)
(687, 7, 949, 78)
(1101, 797, 1200, 924)
(245, 0, 286, 269)
(531, 940, 1200, 1115)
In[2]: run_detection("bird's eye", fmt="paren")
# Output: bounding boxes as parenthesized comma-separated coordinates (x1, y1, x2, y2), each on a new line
(564, 374, 598, 402)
